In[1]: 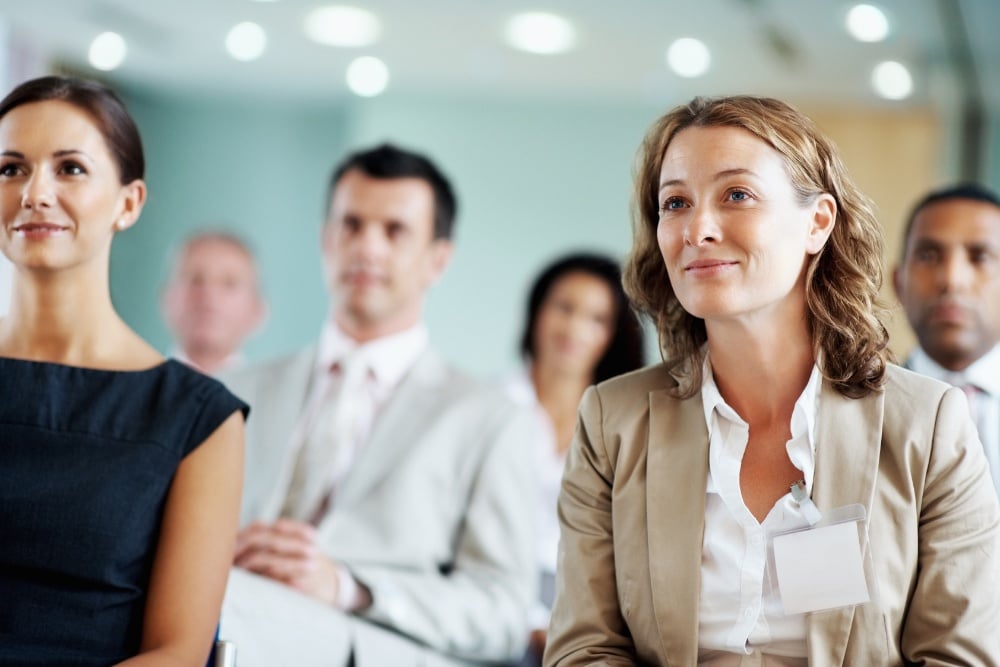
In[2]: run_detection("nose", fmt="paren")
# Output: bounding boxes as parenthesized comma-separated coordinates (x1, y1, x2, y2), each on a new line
(21, 168, 55, 210)
(350, 223, 389, 260)
(683, 204, 720, 247)
(939, 253, 974, 293)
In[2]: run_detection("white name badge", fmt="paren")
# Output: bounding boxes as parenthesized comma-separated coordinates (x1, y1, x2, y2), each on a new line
(768, 503, 874, 616)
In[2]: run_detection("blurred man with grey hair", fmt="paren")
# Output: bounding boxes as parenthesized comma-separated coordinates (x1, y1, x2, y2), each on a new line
(161, 231, 266, 375)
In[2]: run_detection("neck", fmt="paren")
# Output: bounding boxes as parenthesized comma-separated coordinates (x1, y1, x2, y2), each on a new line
(531, 362, 591, 409)
(705, 314, 815, 426)
(335, 309, 421, 344)
(180, 345, 235, 375)
(0, 265, 134, 366)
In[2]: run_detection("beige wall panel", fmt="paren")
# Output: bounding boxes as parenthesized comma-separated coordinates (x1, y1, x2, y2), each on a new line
(805, 108, 942, 361)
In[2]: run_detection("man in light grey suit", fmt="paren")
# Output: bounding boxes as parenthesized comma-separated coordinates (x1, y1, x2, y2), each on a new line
(220, 144, 536, 667)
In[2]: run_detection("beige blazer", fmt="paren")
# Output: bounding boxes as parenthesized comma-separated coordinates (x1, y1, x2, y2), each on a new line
(223, 346, 537, 665)
(545, 363, 1000, 666)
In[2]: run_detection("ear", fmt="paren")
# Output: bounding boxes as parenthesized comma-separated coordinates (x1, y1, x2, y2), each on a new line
(425, 238, 454, 287)
(892, 266, 903, 302)
(114, 179, 147, 232)
(249, 296, 268, 335)
(804, 193, 836, 255)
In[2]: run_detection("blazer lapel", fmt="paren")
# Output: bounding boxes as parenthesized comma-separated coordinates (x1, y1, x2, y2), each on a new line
(646, 388, 709, 665)
(807, 380, 884, 664)
(335, 349, 448, 507)
(257, 347, 319, 520)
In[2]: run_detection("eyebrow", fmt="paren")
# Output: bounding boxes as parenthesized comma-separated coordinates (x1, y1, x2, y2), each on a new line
(0, 149, 89, 159)
(659, 168, 756, 192)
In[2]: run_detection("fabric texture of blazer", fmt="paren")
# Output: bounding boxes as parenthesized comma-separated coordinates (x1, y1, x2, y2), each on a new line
(221, 345, 538, 666)
(544, 363, 1000, 666)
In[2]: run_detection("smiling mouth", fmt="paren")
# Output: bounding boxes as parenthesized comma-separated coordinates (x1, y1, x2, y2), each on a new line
(685, 260, 737, 271)
(14, 223, 69, 233)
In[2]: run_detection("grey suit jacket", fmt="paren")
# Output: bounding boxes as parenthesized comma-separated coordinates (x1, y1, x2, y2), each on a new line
(223, 346, 537, 663)
(545, 363, 1000, 666)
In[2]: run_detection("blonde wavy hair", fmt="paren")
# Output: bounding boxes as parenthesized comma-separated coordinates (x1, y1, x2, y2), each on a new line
(623, 95, 891, 398)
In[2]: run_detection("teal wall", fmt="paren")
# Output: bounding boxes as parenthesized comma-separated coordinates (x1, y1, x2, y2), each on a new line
(113, 88, 665, 376)
(113, 88, 350, 362)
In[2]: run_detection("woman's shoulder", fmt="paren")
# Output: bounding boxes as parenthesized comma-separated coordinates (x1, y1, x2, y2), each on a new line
(593, 363, 678, 400)
(882, 362, 954, 404)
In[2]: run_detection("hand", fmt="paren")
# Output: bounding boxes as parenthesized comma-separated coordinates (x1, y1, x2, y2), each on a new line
(234, 519, 340, 604)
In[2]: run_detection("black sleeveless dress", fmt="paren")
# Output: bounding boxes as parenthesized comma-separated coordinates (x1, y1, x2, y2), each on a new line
(0, 358, 249, 666)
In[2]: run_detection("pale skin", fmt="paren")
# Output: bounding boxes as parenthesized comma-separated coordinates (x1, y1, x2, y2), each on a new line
(0, 99, 244, 666)
(657, 126, 836, 522)
(162, 236, 266, 375)
(233, 169, 452, 606)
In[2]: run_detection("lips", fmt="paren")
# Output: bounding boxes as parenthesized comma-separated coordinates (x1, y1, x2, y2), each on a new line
(13, 222, 69, 233)
(926, 303, 971, 325)
(684, 258, 738, 275)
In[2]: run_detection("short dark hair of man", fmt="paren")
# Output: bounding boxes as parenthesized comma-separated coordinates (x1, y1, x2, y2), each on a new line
(900, 182, 1000, 260)
(327, 143, 458, 240)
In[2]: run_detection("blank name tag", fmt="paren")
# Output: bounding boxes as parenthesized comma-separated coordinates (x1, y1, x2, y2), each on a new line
(772, 520, 870, 615)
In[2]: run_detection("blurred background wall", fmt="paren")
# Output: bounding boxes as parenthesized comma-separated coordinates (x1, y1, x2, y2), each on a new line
(1, 1, 998, 374)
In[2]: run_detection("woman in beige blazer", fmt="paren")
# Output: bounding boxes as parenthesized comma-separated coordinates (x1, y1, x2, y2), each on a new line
(544, 96, 1000, 666)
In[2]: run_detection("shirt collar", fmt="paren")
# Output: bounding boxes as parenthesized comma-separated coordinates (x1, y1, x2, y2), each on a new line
(908, 344, 1000, 397)
(700, 354, 822, 488)
(316, 319, 429, 389)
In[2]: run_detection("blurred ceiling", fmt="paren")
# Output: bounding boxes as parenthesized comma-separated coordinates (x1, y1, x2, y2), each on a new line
(1, 0, 998, 109)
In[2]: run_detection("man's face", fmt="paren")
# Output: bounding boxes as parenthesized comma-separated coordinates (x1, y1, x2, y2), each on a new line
(894, 198, 1000, 371)
(322, 169, 452, 338)
(163, 238, 263, 358)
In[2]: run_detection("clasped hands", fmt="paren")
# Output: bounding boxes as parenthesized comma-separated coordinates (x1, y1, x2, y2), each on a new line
(235, 519, 340, 605)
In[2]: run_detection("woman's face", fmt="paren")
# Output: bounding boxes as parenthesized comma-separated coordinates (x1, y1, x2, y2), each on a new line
(0, 99, 144, 272)
(533, 271, 616, 379)
(655, 125, 834, 328)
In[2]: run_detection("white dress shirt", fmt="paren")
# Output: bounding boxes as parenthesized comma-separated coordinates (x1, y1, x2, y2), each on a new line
(908, 345, 1000, 496)
(501, 367, 565, 628)
(697, 358, 822, 665)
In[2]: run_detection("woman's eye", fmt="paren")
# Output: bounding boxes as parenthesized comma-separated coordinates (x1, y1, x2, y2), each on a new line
(659, 197, 686, 212)
(0, 163, 21, 177)
(60, 162, 86, 176)
(728, 190, 750, 201)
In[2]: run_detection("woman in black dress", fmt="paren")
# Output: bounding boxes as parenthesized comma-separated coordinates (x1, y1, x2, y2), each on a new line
(0, 76, 247, 666)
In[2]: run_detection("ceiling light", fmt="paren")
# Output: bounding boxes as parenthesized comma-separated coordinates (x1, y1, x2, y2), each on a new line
(226, 22, 267, 61)
(305, 6, 381, 47)
(846, 4, 890, 42)
(666, 38, 710, 78)
(346, 56, 389, 97)
(88, 32, 127, 71)
(871, 61, 912, 100)
(504, 12, 576, 55)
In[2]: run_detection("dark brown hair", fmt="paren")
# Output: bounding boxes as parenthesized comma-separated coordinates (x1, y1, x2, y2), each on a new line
(0, 75, 144, 184)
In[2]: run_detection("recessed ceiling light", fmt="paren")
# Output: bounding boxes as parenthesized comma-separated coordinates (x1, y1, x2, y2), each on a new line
(504, 12, 576, 55)
(666, 38, 710, 78)
(871, 61, 913, 100)
(88, 32, 127, 71)
(346, 56, 390, 97)
(226, 22, 267, 61)
(846, 4, 890, 43)
(305, 6, 381, 47)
